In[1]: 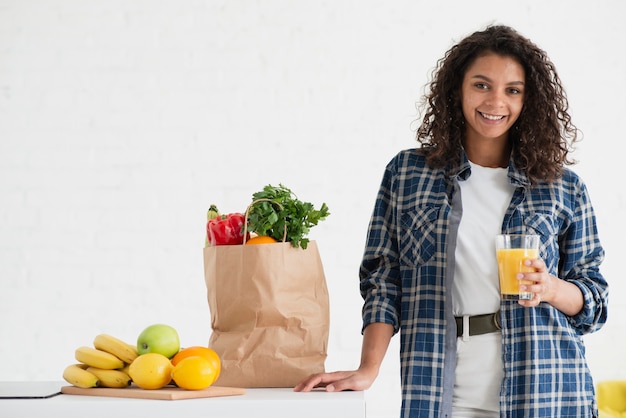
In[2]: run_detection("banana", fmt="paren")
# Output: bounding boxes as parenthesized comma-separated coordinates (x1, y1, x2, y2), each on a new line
(75, 346, 124, 370)
(119, 363, 131, 377)
(93, 334, 138, 364)
(63, 364, 100, 388)
(86, 367, 131, 388)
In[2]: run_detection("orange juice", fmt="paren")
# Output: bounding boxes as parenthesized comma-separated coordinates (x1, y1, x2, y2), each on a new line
(496, 248, 538, 298)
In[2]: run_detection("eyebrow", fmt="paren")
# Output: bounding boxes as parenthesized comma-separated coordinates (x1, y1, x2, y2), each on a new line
(470, 74, 525, 86)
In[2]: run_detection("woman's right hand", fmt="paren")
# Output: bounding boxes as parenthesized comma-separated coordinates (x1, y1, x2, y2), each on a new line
(295, 322, 393, 392)
(293, 368, 377, 392)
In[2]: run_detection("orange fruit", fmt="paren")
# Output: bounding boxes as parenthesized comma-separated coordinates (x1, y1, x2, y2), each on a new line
(171, 356, 219, 390)
(128, 353, 173, 390)
(171, 346, 221, 384)
(245, 235, 278, 245)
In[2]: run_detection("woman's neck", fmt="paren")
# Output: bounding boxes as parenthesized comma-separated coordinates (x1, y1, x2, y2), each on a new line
(462, 136, 511, 168)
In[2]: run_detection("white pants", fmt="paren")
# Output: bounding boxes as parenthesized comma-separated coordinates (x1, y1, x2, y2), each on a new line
(452, 332, 503, 417)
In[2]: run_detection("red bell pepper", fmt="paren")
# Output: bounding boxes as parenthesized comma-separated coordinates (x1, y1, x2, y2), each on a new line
(206, 213, 248, 246)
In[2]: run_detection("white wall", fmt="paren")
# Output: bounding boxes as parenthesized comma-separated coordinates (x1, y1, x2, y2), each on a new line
(1, 1, 623, 416)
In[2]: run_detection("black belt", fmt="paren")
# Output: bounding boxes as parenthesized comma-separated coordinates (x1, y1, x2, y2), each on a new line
(455, 311, 501, 337)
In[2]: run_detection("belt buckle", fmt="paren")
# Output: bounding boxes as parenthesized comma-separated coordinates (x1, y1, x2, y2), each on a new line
(492, 311, 501, 330)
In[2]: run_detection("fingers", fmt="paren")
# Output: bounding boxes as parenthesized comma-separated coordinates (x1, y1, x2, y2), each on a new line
(518, 258, 553, 306)
(293, 371, 350, 392)
(293, 374, 326, 392)
(294, 370, 371, 393)
(324, 372, 360, 392)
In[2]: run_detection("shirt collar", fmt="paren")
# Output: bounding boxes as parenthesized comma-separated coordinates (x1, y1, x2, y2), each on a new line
(448, 149, 531, 187)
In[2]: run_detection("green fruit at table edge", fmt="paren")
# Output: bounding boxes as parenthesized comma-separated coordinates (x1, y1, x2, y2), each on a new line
(136, 324, 180, 359)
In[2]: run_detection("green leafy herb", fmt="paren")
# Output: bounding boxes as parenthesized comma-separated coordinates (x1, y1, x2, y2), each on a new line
(246, 184, 330, 249)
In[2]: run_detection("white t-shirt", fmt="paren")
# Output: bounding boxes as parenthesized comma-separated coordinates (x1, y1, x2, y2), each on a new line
(452, 161, 514, 416)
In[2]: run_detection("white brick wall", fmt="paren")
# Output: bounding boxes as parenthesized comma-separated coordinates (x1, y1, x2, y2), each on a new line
(1, 1, 623, 416)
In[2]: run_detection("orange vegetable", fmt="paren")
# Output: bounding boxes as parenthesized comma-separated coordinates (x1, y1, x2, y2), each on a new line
(245, 235, 278, 245)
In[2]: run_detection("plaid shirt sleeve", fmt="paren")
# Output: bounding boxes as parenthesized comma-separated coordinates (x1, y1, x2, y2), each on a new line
(556, 172, 608, 334)
(359, 154, 402, 334)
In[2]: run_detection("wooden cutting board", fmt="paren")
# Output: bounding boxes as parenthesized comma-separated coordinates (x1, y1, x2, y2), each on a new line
(61, 385, 245, 400)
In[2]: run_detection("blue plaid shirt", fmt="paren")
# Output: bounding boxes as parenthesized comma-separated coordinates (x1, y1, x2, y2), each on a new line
(360, 149, 608, 417)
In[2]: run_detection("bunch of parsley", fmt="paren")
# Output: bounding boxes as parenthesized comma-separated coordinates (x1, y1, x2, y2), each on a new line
(246, 184, 330, 249)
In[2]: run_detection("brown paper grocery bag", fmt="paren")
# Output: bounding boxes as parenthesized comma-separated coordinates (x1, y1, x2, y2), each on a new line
(203, 240, 329, 388)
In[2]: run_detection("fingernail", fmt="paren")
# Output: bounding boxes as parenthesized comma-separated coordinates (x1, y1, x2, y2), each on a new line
(327, 384, 335, 392)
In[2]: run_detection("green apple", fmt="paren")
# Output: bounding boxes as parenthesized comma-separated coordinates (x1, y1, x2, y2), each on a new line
(136, 324, 180, 359)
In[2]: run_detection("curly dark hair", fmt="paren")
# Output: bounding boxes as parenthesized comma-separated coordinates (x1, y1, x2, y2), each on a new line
(416, 25, 578, 184)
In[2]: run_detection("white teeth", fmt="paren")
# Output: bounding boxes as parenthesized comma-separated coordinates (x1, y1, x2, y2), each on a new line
(480, 112, 505, 121)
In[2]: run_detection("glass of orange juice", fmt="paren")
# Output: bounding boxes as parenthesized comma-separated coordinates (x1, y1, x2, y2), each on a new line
(495, 234, 540, 300)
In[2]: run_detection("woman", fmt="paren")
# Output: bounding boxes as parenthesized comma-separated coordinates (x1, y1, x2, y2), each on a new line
(294, 25, 608, 417)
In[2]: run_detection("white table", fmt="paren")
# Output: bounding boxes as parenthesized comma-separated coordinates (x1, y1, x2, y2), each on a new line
(0, 382, 366, 418)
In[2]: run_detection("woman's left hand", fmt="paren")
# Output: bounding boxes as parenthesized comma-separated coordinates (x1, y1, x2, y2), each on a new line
(516, 258, 585, 315)
(517, 258, 558, 307)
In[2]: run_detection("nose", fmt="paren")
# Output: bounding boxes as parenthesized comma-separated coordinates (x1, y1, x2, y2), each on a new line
(485, 89, 506, 108)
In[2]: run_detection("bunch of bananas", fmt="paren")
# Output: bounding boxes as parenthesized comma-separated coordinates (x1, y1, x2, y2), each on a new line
(63, 334, 138, 389)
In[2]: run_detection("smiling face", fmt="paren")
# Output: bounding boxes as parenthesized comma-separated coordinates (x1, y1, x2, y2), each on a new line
(461, 52, 525, 155)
